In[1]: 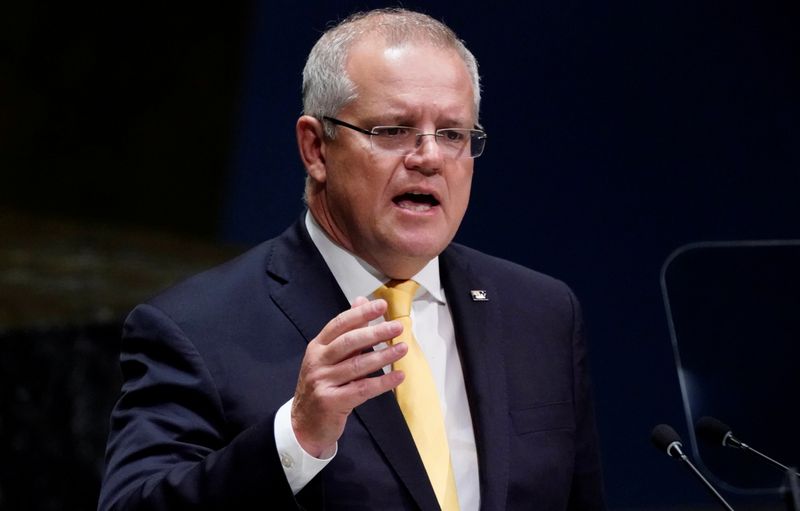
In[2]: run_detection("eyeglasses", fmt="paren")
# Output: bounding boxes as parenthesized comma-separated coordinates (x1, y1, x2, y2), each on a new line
(322, 116, 487, 159)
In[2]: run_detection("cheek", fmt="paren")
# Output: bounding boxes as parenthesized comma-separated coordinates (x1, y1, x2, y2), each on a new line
(328, 161, 370, 203)
(335, 154, 391, 202)
(448, 170, 473, 212)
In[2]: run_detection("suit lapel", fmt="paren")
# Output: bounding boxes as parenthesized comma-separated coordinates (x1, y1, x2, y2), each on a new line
(441, 246, 510, 511)
(353, 393, 441, 510)
(266, 218, 349, 341)
(266, 217, 440, 511)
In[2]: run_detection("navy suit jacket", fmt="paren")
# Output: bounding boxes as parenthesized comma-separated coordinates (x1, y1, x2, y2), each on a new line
(98, 217, 605, 510)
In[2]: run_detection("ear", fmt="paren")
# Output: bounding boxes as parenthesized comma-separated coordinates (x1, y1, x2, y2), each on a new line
(296, 115, 328, 185)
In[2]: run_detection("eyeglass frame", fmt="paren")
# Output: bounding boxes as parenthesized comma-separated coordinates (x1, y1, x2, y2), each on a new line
(321, 116, 487, 159)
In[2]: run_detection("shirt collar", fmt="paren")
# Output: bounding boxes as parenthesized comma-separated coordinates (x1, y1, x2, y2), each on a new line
(305, 211, 445, 304)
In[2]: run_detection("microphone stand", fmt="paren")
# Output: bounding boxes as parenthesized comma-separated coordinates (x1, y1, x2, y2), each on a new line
(730, 437, 800, 478)
(673, 452, 735, 511)
(729, 438, 800, 510)
(695, 418, 800, 510)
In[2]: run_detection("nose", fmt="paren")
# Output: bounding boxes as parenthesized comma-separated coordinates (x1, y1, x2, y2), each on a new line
(404, 133, 444, 175)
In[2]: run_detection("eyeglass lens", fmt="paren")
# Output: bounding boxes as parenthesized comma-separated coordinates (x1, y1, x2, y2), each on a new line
(370, 127, 486, 158)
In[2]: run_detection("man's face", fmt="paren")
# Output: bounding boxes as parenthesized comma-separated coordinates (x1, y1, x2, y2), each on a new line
(313, 38, 476, 277)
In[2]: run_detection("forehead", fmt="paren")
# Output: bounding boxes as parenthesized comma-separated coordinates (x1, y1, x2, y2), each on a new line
(343, 38, 475, 125)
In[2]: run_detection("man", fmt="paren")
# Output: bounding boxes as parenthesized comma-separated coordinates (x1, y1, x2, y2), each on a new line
(98, 8, 605, 511)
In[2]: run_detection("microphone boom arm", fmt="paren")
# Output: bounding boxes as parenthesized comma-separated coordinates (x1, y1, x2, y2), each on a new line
(678, 452, 735, 511)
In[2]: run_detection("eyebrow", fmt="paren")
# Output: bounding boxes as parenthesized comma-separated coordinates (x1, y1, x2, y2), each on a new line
(438, 116, 472, 128)
(359, 111, 414, 127)
(363, 115, 473, 129)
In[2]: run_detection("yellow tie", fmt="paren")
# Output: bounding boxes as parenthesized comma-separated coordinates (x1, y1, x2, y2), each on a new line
(374, 280, 460, 511)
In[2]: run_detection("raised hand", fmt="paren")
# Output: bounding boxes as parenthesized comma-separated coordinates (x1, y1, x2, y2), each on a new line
(291, 297, 407, 457)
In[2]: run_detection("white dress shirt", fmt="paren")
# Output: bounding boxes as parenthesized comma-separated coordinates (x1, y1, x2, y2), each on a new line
(274, 212, 479, 510)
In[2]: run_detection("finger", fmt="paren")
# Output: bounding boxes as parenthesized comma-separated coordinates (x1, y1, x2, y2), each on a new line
(326, 340, 408, 385)
(336, 366, 406, 409)
(322, 319, 403, 364)
(315, 299, 387, 346)
(351, 296, 369, 307)
(350, 296, 371, 330)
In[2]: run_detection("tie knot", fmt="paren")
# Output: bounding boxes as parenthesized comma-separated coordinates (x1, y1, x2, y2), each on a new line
(374, 279, 420, 320)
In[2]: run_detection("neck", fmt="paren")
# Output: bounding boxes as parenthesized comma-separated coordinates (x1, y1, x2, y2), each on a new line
(306, 206, 429, 280)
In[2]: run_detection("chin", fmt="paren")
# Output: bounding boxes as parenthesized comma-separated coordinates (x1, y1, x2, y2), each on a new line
(388, 232, 452, 261)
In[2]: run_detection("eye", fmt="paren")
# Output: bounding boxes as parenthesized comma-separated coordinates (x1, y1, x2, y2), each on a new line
(374, 126, 411, 137)
(441, 129, 467, 142)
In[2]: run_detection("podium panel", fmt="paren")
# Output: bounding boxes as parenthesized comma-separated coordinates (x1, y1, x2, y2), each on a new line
(662, 241, 800, 494)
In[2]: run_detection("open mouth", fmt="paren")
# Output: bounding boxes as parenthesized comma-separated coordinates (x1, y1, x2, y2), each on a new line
(393, 192, 440, 212)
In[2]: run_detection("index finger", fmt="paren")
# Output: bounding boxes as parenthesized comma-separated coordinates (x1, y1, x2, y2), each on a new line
(315, 298, 387, 346)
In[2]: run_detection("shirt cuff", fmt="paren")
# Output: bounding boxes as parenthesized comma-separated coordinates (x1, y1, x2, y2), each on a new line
(274, 397, 337, 494)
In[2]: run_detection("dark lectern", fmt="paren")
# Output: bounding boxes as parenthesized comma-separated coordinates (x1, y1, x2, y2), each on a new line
(661, 241, 800, 509)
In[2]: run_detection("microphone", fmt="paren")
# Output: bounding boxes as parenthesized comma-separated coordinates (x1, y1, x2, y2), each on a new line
(651, 423, 735, 511)
(695, 416, 800, 477)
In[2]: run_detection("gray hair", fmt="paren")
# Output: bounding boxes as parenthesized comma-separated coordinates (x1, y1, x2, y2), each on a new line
(302, 8, 482, 138)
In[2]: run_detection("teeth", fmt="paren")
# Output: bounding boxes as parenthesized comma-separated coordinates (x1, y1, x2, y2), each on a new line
(393, 191, 438, 211)
(398, 201, 432, 212)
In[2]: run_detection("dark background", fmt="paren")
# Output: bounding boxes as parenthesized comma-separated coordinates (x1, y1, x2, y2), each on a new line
(2, 1, 798, 509)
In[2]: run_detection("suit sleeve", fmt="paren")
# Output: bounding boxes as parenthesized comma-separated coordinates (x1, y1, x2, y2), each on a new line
(97, 303, 314, 511)
(566, 290, 607, 511)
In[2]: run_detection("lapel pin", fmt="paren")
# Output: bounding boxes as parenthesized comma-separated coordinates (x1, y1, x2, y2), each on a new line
(470, 290, 489, 301)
